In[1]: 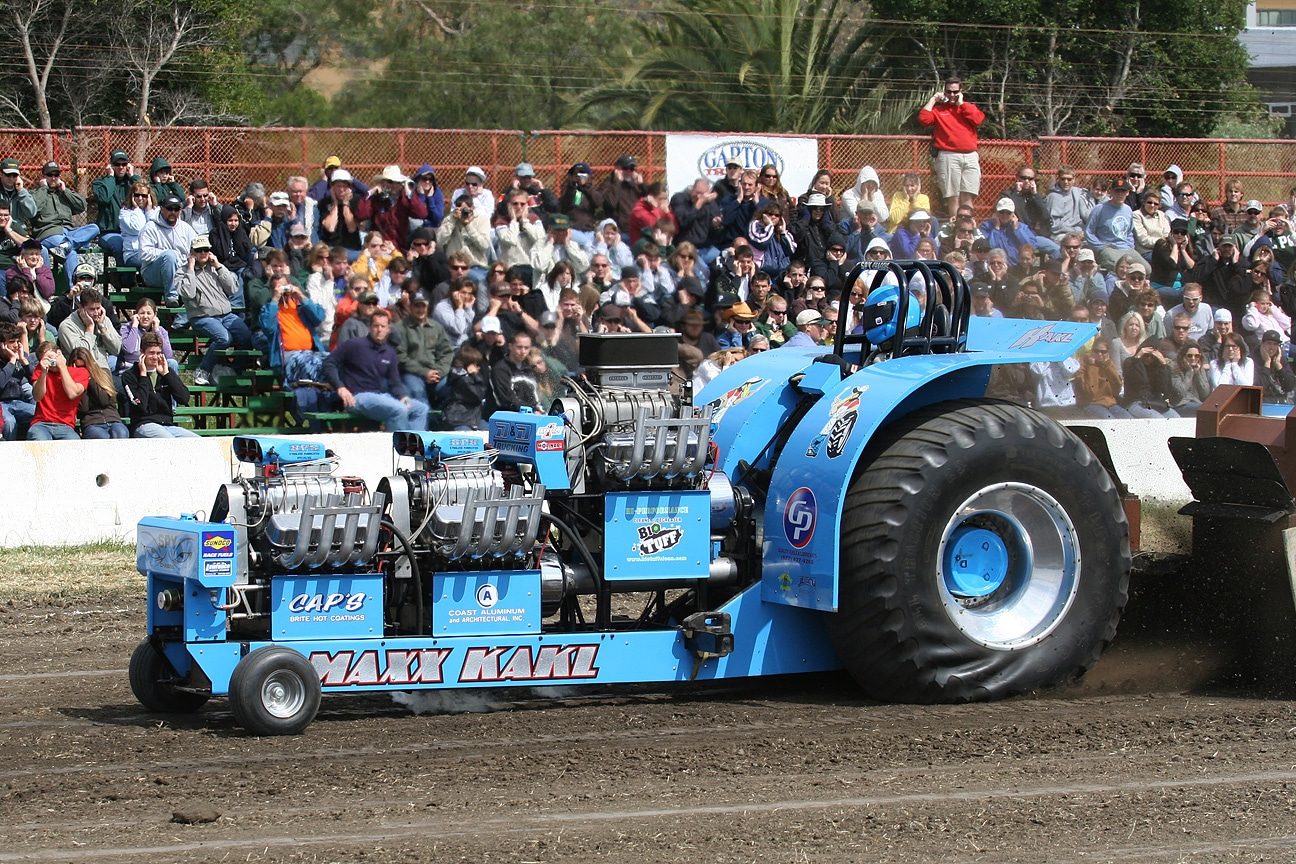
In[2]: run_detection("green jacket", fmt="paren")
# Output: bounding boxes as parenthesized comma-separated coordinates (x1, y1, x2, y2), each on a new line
(150, 180, 185, 206)
(395, 316, 453, 380)
(30, 185, 87, 240)
(91, 172, 140, 233)
(0, 184, 37, 234)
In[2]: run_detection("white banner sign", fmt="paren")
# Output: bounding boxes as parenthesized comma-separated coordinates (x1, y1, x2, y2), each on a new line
(664, 134, 819, 198)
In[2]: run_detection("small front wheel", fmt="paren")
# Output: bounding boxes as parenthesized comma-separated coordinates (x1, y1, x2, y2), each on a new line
(228, 647, 321, 735)
(129, 639, 210, 714)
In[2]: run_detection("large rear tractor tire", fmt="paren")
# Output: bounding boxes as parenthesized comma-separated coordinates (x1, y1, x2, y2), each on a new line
(229, 647, 321, 736)
(829, 401, 1129, 702)
(129, 639, 210, 714)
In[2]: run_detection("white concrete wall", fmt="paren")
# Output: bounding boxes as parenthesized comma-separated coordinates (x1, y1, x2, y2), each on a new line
(1, 420, 1197, 548)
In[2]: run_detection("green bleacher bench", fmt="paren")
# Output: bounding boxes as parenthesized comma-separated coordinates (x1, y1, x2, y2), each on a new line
(301, 411, 383, 432)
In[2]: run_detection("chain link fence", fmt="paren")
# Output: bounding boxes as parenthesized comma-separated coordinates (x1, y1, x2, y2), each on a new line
(4, 127, 1296, 214)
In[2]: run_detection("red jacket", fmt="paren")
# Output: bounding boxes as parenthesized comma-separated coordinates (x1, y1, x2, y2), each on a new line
(917, 101, 985, 153)
(629, 199, 674, 246)
(356, 191, 428, 252)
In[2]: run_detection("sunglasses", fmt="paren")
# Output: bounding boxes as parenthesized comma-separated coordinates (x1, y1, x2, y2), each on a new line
(1129, 173, 1145, 178)
(761, 173, 777, 179)
(866, 250, 889, 257)
(163, 205, 181, 212)
(449, 264, 469, 271)
(1017, 175, 1035, 181)
(132, 193, 149, 198)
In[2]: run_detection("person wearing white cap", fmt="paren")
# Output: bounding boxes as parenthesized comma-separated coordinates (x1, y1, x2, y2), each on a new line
(1199, 307, 1235, 363)
(505, 162, 559, 218)
(785, 308, 828, 348)
(889, 208, 935, 258)
(356, 165, 427, 254)
(978, 197, 1039, 267)
(451, 166, 494, 217)
(318, 168, 363, 255)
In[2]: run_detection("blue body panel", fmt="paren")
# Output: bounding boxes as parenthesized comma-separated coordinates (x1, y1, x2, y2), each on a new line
(188, 576, 842, 694)
(699, 317, 1098, 613)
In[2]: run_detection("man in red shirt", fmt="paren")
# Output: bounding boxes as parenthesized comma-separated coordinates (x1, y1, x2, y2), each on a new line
(918, 76, 986, 220)
(27, 344, 87, 440)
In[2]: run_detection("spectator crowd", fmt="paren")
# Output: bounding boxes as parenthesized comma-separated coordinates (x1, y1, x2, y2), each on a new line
(5, 117, 1296, 440)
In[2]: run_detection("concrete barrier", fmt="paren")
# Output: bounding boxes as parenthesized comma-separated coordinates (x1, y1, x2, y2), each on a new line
(2, 420, 1198, 548)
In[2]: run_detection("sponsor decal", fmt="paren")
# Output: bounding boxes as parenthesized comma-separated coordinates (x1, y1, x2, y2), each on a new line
(696, 140, 785, 178)
(783, 487, 817, 549)
(1009, 323, 1075, 350)
(778, 572, 793, 593)
(806, 386, 867, 458)
(289, 592, 367, 613)
(201, 531, 235, 559)
(310, 645, 601, 687)
(475, 583, 499, 609)
(535, 439, 564, 452)
(707, 376, 764, 424)
(636, 522, 684, 556)
(537, 421, 564, 439)
(203, 560, 232, 577)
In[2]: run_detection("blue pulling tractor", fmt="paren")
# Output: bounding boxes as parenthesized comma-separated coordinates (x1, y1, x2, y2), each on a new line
(131, 261, 1131, 734)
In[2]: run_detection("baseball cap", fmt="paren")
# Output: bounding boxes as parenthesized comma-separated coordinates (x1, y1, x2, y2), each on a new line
(598, 302, 625, 322)
(995, 197, 1015, 212)
(1263, 329, 1283, 343)
(1076, 248, 1096, 263)
(796, 309, 824, 327)
(540, 310, 559, 327)
(570, 161, 592, 176)
(359, 292, 380, 305)
(724, 157, 742, 168)
(1110, 177, 1129, 193)
(161, 195, 184, 210)
(110, 149, 130, 165)
(191, 236, 212, 251)
(620, 264, 640, 280)
(615, 154, 637, 170)
(410, 291, 430, 306)
(324, 156, 342, 169)
(1170, 217, 1190, 232)
(1126, 258, 1148, 276)
(479, 315, 503, 334)
(1214, 309, 1232, 323)
(1246, 199, 1264, 213)
(330, 169, 353, 184)
(1217, 236, 1236, 247)
(73, 262, 97, 279)
(269, 191, 290, 206)
(19, 238, 41, 252)
(289, 222, 309, 237)
(908, 209, 931, 221)
(465, 165, 487, 181)
(0, 158, 19, 175)
(41, 161, 60, 176)
(549, 213, 570, 230)
(515, 162, 535, 177)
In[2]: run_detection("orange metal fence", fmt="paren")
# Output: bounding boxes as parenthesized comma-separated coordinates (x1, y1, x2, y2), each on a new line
(2, 127, 1295, 213)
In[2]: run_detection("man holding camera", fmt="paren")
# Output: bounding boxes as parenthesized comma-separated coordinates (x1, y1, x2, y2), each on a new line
(178, 235, 251, 386)
(357, 165, 427, 254)
(918, 76, 985, 220)
(436, 192, 491, 278)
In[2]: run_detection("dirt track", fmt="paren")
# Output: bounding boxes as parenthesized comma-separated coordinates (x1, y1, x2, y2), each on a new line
(2, 587, 1296, 864)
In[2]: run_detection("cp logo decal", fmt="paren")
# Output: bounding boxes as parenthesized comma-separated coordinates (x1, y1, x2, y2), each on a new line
(783, 487, 817, 549)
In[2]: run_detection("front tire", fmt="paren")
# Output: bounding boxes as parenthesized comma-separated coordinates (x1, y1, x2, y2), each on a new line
(129, 639, 210, 713)
(228, 647, 321, 735)
(829, 401, 1129, 702)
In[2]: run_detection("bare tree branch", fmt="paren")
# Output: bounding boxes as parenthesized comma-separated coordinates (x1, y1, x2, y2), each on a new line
(410, 0, 468, 36)
(112, 0, 218, 126)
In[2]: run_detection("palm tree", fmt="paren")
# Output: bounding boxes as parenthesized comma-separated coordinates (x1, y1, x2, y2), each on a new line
(573, 0, 918, 134)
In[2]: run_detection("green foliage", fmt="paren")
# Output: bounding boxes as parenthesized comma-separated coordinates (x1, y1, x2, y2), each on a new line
(572, 0, 921, 134)
(329, 0, 637, 130)
(870, 0, 1259, 137)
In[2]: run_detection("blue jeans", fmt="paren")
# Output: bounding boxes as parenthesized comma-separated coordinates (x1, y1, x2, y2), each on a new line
(83, 421, 130, 439)
(1082, 403, 1133, 420)
(133, 422, 199, 438)
(99, 233, 124, 259)
(1, 399, 35, 440)
(41, 225, 101, 279)
(26, 421, 79, 441)
(402, 372, 432, 405)
(351, 391, 428, 431)
(1032, 235, 1061, 260)
(282, 350, 326, 385)
(190, 312, 252, 373)
(140, 251, 182, 300)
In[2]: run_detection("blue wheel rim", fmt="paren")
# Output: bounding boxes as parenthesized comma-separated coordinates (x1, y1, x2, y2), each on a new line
(944, 526, 1010, 598)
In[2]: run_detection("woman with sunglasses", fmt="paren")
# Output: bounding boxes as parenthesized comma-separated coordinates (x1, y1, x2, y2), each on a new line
(755, 164, 791, 212)
(1132, 191, 1170, 260)
(117, 182, 156, 268)
(1076, 342, 1131, 419)
(1149, 217, 1196, 305)
(1168, 340, 1212, 414)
